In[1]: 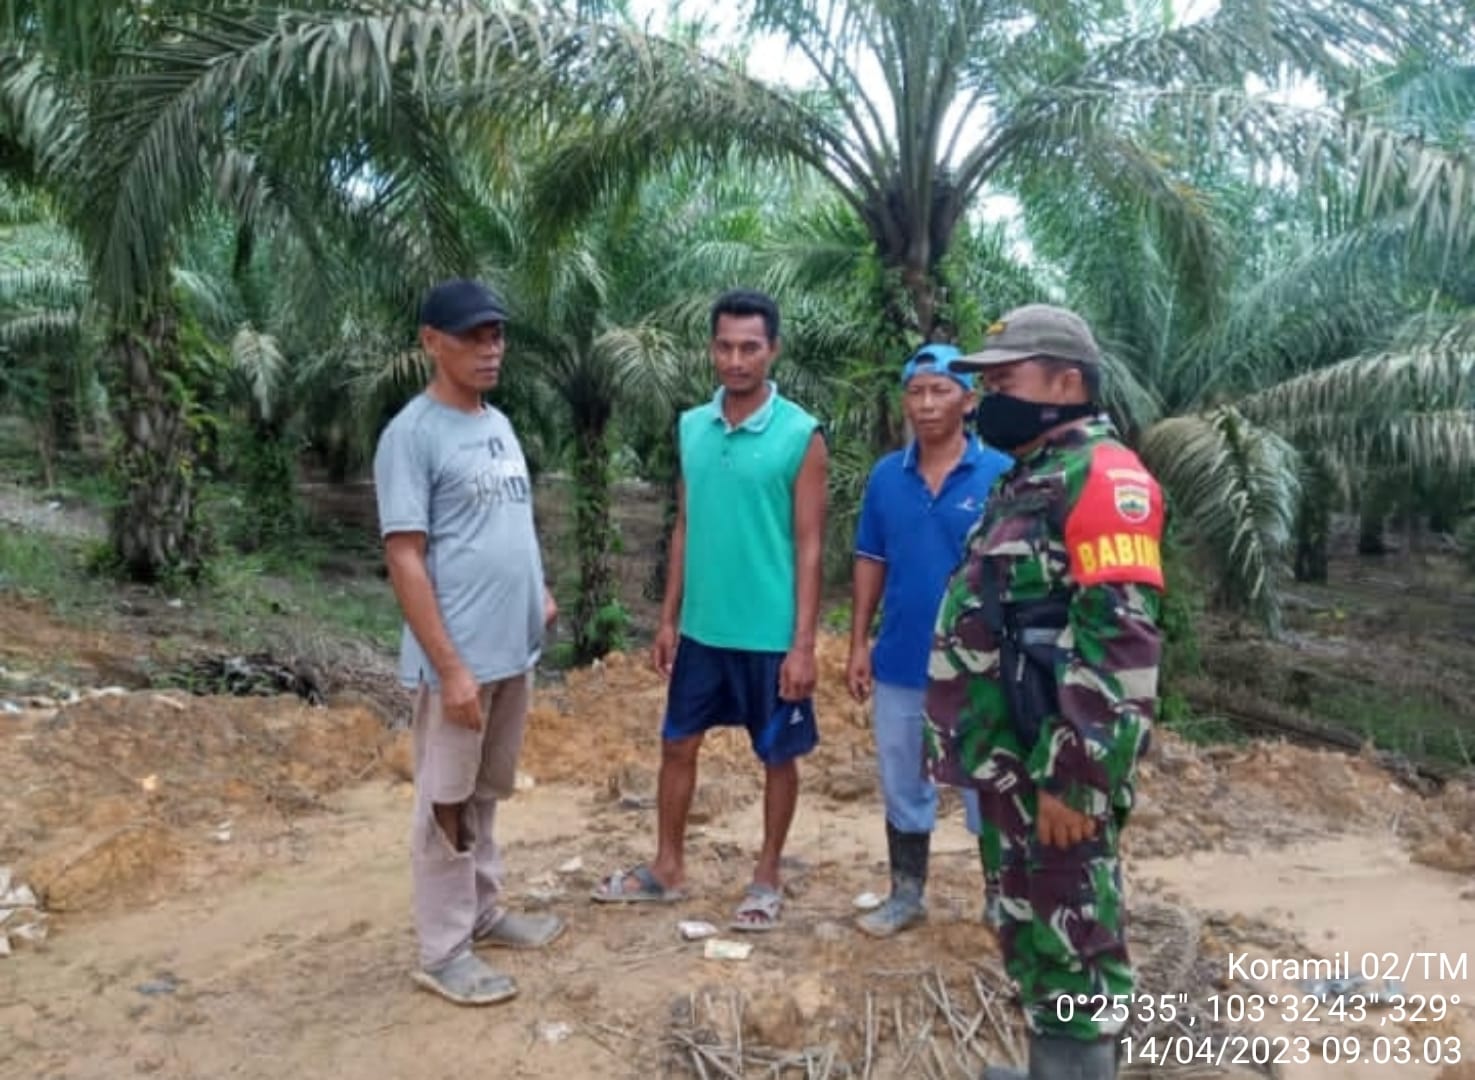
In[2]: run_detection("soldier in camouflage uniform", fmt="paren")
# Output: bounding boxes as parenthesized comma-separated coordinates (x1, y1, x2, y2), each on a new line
(922, 305, 1165, 1080)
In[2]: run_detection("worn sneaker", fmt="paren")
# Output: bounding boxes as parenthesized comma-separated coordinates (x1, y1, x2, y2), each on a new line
(411, 950, 518, 1006)
(474, 910, 566, 951)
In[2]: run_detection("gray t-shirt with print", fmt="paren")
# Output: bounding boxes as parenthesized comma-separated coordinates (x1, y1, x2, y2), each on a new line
(373, 393, 545, 687)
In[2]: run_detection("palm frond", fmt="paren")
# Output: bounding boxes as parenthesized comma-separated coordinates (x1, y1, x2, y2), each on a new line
(1243, 332, 1475, 419)
(0, 263, 86, 308)
(990, 76, 1475, 277)
(1075, 0, 1454, 99)
(0, 53, 86, 185)
(1140, 406, 1299, 633)
(0, 176, 50, 224)
(230, 324, 284, 422)
(68, 6, 559, 308)
(1174, 221, 1414, 403)
(1239, 330, 1475, 477)
(170, 265, 240, 336)
(344, 343, 430, 417)
(522, 35, 851, 237)
(1097, 348, 1167, 438)
(596, 321, 684, 408)
(0, 308, 81, 352)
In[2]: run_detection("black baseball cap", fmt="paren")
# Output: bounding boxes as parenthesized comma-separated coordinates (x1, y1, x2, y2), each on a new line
(418, 278, 508, 334)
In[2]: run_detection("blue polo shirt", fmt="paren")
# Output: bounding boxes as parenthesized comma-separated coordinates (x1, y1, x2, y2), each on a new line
(854, 437, 1014, 689)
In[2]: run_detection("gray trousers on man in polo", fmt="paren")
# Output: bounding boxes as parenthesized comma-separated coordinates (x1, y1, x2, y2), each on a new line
(409, 675, 530, 970)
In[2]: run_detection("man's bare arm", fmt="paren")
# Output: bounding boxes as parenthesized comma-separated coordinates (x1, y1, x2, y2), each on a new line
(849, 558, 884, 657)
(658, 479, 687, 633)
(652, 480, 687, 677)
(384, 532, 466, 681)
(846, 556, 885, 702)
(791, 431, 828, 651)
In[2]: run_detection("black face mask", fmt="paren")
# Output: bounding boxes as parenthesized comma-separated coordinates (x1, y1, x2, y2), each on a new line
(975, 393, 1096, 452)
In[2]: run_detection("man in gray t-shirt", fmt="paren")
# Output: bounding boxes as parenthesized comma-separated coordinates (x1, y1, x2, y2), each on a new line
(373, 278, 564, 1006)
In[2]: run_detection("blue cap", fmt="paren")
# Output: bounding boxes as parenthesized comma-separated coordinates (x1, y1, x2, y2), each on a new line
(418, 278, 508, 334)
(901, 344, 973, 390)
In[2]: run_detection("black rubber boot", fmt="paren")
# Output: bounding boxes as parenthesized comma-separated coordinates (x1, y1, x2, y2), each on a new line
(858, 822, 930, 937)
(1027, 1034, 1117, 1079)
(890, 820, 930, 888)
(981, 1034, 1117, 1080)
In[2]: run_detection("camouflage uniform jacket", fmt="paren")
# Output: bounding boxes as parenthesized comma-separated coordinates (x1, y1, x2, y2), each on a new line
(923, 416, 1165, 821)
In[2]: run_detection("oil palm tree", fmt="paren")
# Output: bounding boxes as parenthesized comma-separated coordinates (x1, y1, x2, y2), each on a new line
(534, 0, 1460, 342)
(9, 0, 1471, 605)
(1021, 58, 1475, 633)
(28, 0, 1463, 354)
(0, 179, 94, 488)
(1, 0, 505, 577)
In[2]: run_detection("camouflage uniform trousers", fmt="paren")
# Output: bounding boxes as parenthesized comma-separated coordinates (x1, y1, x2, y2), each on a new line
(979, 817, 1002, 898)
(973, 725, 1134, 1044)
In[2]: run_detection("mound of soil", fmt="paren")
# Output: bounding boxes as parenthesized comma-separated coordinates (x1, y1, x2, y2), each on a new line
(518, 636, 877, 791)
(9, 625, 1468, 924)
(1126, 732, 1451, 860)
(1, 692, 394, 911)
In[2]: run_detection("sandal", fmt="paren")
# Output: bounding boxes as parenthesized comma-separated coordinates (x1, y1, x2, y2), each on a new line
(729, 883, 783, 932)
(591, 864, 686, 904)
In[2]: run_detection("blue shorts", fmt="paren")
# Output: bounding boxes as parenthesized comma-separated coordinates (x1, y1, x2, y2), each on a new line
(661, 636, 819, 765)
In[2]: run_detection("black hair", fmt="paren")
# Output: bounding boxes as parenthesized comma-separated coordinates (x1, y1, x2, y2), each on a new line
(710, 289, 780, 343)
(1038, 357, 1102, 404)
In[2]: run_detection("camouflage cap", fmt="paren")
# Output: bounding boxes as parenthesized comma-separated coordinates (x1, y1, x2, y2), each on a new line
(954, 303, 1101, 371)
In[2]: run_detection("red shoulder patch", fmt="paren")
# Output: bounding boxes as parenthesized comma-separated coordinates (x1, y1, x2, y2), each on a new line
(1064, 444, 1165, 589)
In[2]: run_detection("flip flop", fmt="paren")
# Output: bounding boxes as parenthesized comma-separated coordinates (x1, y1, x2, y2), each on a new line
(591, 864, 686, 904)
(729, 882, 782, 932)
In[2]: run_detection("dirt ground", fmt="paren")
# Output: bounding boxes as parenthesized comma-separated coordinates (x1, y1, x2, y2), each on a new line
(4, 471, 1475, 1078)
(3, 602, 1474, 1080)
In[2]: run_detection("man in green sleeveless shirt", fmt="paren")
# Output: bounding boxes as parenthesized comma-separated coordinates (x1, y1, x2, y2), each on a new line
(593, 289, 827, 931)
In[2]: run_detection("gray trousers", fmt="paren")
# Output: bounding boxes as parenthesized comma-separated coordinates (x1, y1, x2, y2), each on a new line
(410, 672, 530, 970)
(873, 681, 982, 835)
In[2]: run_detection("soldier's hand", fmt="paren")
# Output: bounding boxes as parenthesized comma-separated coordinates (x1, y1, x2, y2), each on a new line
(846, 649, 873, 703)
(1037, 791, 1097, 849)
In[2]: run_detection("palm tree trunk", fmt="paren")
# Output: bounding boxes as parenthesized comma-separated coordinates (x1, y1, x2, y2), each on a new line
(571, 415, 618, 662)
(902, 262, 938, 340)
(645, 455, 677, 605)
(33, 413, 57, 492)
(1357, 501, 1388, 555)
(235, 419, 300, 552)
(870, 276, 917, 454)
(874, 380, 904, 453)
(109, 306, 205, 581)
(1293, 483, 1330, 584)
(45, 350, 81, 454)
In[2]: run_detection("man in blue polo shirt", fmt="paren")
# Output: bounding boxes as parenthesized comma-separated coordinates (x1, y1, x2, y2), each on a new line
(847, 344, 1013, 938)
